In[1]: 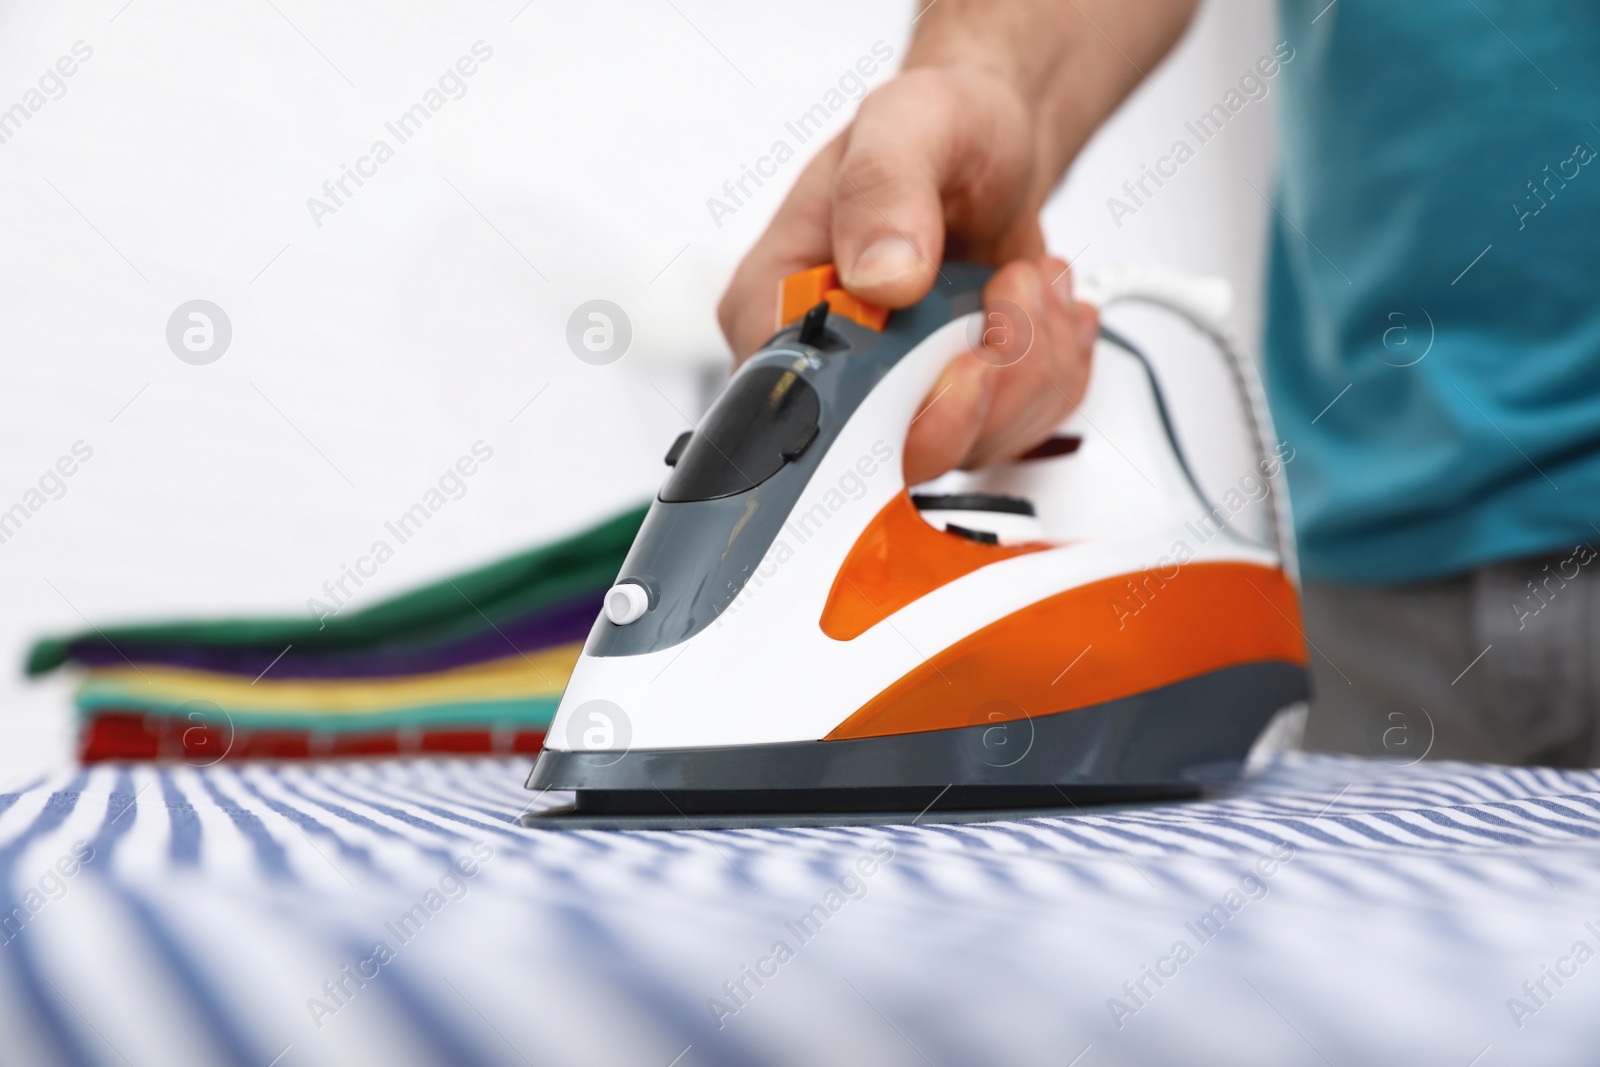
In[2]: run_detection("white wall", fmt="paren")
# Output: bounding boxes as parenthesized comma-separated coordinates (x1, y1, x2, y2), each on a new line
(0, 0, 1278, 781)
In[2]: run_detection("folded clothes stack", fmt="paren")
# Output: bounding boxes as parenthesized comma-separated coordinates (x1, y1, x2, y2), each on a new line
(25, 506, 646, 763)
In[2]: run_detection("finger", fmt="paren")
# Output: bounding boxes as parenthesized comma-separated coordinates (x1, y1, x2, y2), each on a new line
(717, 137, 848, 361)
(902, 351, 996, 486)
(830, 83, 949, 306)
(721, 67, 1038, 362)
(829, 73, 964, 307)
(901, 255, 1090, 483)
(832, 67, 1040, 307)
(964, 256, 1095, 469)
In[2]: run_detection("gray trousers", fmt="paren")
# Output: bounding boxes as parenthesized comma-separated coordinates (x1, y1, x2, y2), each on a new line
(1301, 543, 1600, 767)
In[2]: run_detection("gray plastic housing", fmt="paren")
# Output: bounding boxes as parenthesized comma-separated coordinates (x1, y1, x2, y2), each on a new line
(588, 262, 990, 658)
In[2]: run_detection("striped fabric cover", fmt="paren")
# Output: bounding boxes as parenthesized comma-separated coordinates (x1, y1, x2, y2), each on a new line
(1, 752, 1597, 1066)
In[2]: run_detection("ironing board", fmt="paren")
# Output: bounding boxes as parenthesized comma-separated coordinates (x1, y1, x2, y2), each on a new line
(1, 752, 1595, 1066)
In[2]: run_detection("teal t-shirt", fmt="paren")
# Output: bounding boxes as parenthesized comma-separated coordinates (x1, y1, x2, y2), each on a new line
(1267, 0, 1600, 583)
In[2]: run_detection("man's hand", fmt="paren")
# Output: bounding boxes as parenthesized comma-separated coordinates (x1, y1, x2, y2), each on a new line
(717, 0, 1197, 485)
(718, 67, 1098, 485)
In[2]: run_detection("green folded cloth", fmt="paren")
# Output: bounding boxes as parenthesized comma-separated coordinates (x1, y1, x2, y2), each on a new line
(27, 505, 647, 676)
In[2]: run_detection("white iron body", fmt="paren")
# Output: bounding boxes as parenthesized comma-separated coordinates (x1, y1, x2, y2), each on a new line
(528, 263, 1308, 818)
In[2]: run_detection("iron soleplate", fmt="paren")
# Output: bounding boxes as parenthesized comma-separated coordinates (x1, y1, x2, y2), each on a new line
(520, 782, 1202, 831)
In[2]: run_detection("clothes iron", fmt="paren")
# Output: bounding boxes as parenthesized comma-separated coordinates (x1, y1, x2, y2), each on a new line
(525, 261, 1309, 829)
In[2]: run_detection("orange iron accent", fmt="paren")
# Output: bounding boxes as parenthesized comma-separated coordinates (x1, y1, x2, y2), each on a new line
(780, 264, 890, 332)
(820, 490, 1053, 641)
(825, 562, 1308, 740)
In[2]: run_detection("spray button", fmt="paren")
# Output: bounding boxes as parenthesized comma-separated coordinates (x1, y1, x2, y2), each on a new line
(603, 582, 651, 626)
(779, 264, 888, 332)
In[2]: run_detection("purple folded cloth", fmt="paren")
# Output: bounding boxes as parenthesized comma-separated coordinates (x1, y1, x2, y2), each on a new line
(55, 592, 601, 679)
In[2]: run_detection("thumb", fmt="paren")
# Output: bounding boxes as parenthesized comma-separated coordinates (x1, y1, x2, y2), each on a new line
(829, 78, 954, 307)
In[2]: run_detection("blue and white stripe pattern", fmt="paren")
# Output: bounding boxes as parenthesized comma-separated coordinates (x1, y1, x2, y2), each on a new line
(2, 753, 1599, 1066)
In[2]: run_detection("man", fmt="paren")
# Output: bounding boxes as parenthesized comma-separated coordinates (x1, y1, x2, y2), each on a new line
(718, 1, 1600, 766)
